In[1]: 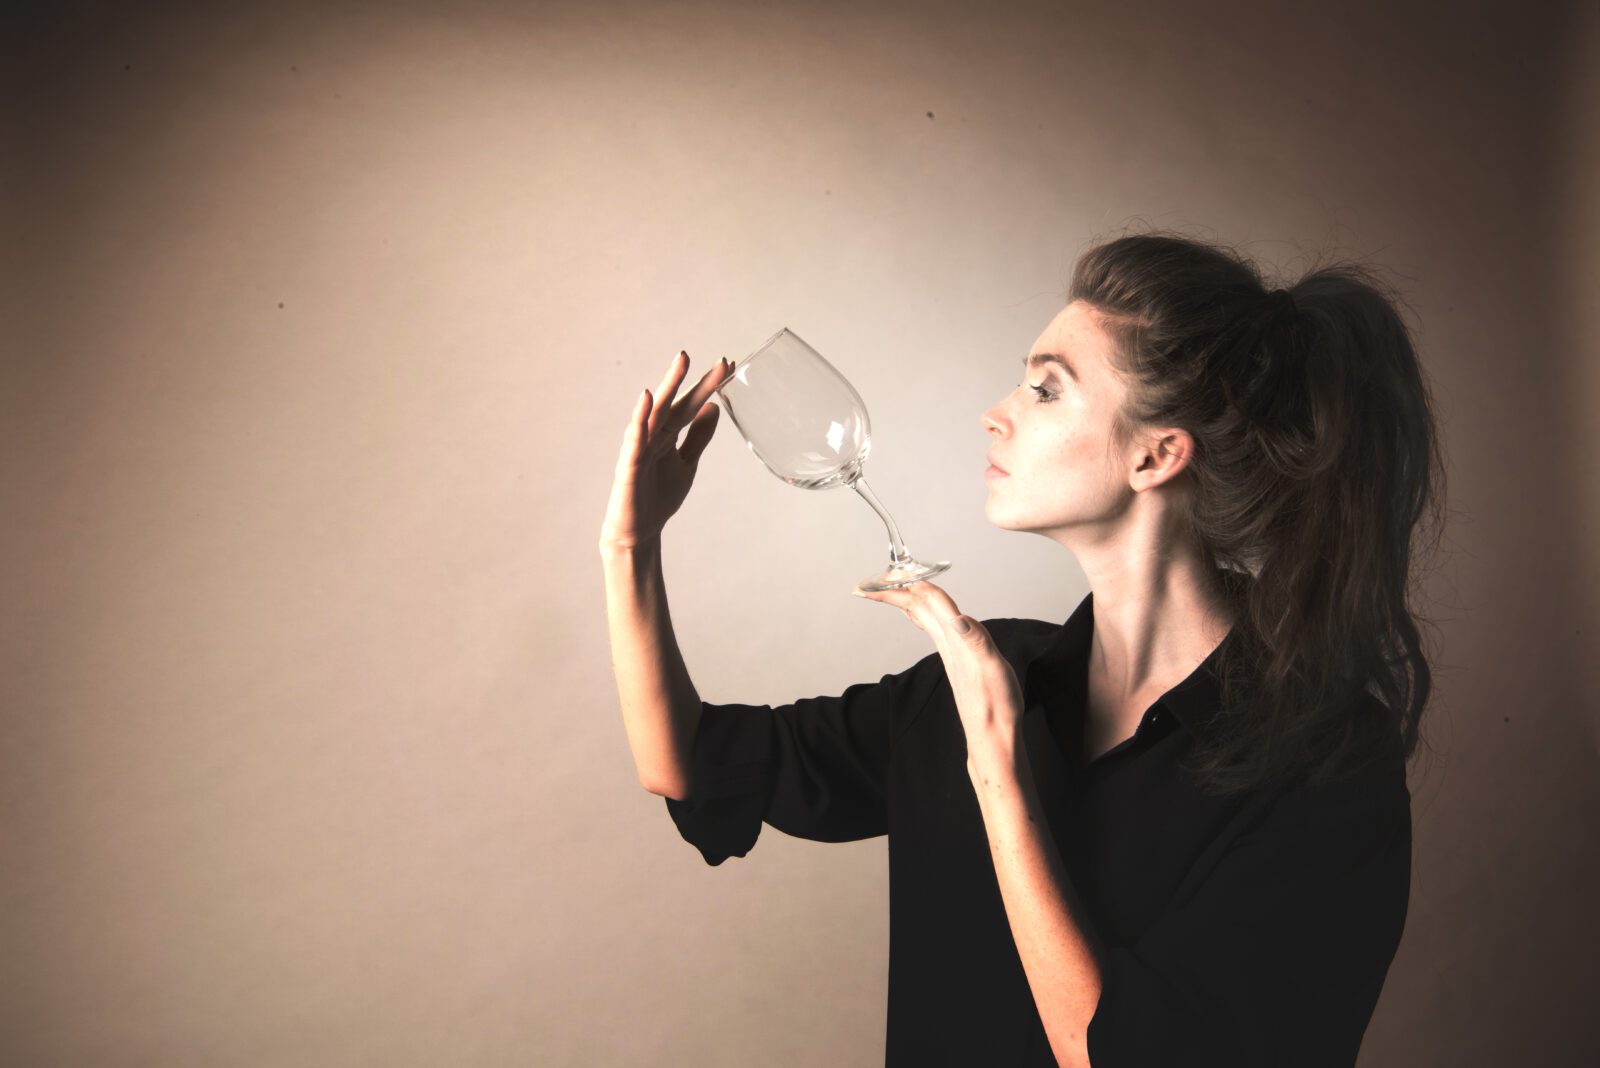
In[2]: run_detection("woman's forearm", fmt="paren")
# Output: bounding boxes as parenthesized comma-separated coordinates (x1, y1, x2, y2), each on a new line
(600, 539, 703, 799)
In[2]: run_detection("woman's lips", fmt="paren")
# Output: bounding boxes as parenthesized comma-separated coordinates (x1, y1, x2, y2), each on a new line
(985, 464, 1008, 480)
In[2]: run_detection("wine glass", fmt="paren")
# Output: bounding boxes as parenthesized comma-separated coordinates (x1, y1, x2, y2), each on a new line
(713, 327, 951, 592)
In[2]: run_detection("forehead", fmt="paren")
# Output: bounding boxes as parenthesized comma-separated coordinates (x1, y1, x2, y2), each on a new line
(1027, 301, 1116, 370)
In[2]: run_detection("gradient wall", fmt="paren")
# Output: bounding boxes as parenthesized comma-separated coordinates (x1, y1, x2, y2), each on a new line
(4, 1, 1596, 1065)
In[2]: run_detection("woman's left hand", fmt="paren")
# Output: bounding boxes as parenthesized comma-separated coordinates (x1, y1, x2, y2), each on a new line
(852, 580, 1024, 780)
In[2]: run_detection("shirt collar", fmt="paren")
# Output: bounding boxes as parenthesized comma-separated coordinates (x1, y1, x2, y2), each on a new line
(1023, 589, 1232, 735)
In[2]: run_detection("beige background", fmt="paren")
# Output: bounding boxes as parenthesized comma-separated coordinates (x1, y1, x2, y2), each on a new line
(4, 1, 1597, 1065)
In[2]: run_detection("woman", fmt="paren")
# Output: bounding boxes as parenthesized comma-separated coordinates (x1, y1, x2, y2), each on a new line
(599, 230, 1445, 1067)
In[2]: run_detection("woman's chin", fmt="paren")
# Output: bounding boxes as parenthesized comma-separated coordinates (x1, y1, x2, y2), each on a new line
(982, 502, 1023, 531)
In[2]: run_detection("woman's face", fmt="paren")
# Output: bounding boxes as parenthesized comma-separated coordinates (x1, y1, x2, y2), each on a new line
(980, 301, 1138, 540)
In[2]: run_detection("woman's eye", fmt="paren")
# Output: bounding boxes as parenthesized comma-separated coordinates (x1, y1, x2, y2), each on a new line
(1027, 382, 1058, 404)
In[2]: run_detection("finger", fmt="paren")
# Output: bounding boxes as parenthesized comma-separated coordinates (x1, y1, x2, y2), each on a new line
(615, 388, 653, 484)
(648, 351, 690, 436)
(679, 399, 720, 465)
(875, 585, 968, 643)
(912, 582, 961, 619)
(852, 584, 932, 631)
(851, 584, 924, 612)
(665, 357, 734, 438)
(857, 580, 958, 616)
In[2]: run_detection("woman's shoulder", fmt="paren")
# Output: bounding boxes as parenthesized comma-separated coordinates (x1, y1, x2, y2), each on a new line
(1269, 713, 1412, 827)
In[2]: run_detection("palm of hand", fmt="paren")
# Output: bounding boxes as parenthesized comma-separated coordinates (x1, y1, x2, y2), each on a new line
(601, 351, 734, 548)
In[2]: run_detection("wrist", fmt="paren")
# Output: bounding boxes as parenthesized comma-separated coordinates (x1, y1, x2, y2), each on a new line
(598, 536, 661, 561)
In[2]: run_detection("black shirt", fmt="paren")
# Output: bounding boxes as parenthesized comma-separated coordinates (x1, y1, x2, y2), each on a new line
(664, 590, 1412, 1067)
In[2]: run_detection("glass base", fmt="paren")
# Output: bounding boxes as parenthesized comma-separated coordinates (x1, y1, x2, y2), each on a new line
(855, 558, 952, 593)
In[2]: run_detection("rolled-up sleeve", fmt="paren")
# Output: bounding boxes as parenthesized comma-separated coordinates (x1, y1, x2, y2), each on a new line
(664, 652, 940, 866)
(1085, 768, 1413, 1068)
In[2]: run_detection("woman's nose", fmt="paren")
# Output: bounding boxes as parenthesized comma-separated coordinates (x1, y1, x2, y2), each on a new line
(980, 405, 1006, 436)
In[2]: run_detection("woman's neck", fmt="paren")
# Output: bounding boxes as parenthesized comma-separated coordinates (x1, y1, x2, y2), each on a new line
(1081, 548, 1233, 713)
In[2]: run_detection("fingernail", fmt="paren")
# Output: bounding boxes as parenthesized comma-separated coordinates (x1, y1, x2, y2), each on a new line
(953, 616, 971, 633)
(851, 588, 866, 598)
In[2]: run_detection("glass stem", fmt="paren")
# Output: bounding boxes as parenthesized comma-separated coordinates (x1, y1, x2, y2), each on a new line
(850, 475, 913, 567)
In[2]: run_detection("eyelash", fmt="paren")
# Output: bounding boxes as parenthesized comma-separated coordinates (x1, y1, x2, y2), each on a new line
(1023, 382, 1058, 404)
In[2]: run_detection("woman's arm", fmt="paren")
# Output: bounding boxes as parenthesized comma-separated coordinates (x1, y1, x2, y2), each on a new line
(601, 538, 702, 800)
(598, 350, 733, 800)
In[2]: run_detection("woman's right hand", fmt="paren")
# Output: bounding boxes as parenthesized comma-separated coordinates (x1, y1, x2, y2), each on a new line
(599, 350, 736, 551)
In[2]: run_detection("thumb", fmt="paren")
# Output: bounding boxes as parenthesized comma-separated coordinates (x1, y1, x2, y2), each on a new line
(679, 401, 720, 465)
(950, 615, 980, 640)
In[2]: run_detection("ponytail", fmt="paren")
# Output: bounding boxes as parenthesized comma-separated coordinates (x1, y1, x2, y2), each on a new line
(1070, 229, 1447, 798)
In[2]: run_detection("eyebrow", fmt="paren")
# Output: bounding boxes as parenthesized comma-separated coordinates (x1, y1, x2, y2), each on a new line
(1022, 352, 1078, 381)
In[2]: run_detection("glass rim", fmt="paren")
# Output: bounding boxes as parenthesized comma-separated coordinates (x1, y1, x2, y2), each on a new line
(745, 326, 793, 365)
(714, 326, 796, 396)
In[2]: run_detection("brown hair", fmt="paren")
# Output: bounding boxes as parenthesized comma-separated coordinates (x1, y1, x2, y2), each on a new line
(1069, 227, 1447, 798)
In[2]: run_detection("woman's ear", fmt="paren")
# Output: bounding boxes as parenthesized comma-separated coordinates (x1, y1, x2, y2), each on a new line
(1131, 426, 1194, 491)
